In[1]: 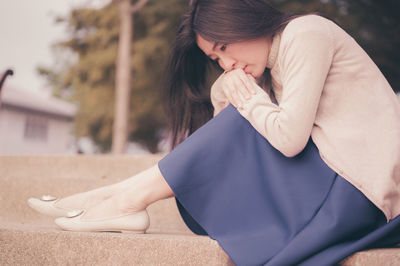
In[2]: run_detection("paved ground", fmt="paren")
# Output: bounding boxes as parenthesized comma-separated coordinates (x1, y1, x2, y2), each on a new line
(0, 155, 399, 265)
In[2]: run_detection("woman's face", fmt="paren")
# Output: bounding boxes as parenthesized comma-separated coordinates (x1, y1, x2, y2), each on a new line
(196, 34, 272, 78)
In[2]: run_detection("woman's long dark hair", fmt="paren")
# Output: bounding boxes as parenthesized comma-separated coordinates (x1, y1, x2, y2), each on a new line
(163, 0, 299, 150)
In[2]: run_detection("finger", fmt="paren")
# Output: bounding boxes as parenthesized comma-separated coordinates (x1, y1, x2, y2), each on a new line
(223, 84, 239, 108)
(236, 69, 257, 95)
(227, 69, 250, 99)
(225, 74, 248, 108)
(246, 74, 258, 94)
(223, 70, 250, 101)
(223, 71, 247, 108)
(234, 76, 252, 102)
(231, 89, 244, 109)
(230, 84, 247, 109)
(226, 76, 246, 106)
(227, 70, 253, 100)
(247, 74, 257, 83)
(232, 74, 251, 101)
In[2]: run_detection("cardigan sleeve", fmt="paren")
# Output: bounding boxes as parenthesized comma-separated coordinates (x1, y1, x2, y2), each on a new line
(210, 73, 230, 117)
(237, 27, 334, 157)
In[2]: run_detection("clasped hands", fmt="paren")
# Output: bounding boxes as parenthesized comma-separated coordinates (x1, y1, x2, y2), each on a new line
(211, 68, 258, 114)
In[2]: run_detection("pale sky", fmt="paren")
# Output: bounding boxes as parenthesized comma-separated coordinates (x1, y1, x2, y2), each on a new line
(0, 0, 111, 95)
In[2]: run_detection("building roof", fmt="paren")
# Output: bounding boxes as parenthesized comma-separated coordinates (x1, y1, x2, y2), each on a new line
(0, 86, 77, 119)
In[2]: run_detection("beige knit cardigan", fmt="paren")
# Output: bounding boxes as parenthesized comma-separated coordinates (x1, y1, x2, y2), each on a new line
(211, 15, 400, 222)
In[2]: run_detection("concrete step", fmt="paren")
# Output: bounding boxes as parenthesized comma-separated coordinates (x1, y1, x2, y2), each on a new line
(0, 222, 233, 266)
(0, 173, 192, 234)
(0, 155, 234, 265)
(1, 155, 399, 265)
(0, 154, 191, 233)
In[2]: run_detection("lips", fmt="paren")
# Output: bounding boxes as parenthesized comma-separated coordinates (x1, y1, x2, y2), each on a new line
(243, 65, 251, 74)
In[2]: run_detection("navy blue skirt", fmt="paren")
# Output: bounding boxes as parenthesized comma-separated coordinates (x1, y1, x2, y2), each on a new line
(158, 104, 400, 266)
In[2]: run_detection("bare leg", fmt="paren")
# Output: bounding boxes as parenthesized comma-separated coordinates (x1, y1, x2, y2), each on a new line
(55, 164, 173, 213)
(72, 164, 174, 219)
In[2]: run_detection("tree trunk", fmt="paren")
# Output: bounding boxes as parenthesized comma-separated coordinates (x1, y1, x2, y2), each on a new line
(112, 0, 148, 154)
(112, 0, 132, 154)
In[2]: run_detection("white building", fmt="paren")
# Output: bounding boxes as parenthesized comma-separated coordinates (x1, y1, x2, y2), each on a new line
(0, 87, 77, 154)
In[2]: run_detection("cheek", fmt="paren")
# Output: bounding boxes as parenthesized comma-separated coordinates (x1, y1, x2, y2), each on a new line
(254, 49, 269, 68)
(247, 47, 267, 65)
(253, 57, 269, 77)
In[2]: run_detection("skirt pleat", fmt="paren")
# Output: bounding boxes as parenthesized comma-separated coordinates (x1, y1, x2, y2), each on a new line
(158, 104, 400, 266)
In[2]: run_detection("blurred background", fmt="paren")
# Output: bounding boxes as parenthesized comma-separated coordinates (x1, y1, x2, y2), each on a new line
(0, 0, 399, 155)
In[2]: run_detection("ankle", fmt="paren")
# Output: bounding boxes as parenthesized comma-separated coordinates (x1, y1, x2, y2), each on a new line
(114, 191, 148, 214)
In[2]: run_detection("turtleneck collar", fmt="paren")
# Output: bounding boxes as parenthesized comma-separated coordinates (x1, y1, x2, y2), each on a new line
(266, 32, 281, 69)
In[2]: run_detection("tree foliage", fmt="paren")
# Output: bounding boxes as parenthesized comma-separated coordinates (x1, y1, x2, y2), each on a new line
(40, 0, 399, 153)
(44, 0, 187, 152)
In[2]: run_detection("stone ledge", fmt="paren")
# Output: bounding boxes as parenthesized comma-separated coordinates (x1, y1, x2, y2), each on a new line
(1, 155, 400, 265)
(0, 154, 164, 180)
(2, 221, 400, 266)
(0, 223, 234, 266)
(340, 247, 400, 266)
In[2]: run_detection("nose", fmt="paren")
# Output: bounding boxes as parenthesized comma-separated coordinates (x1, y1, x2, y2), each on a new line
(219, 56, 236, 71)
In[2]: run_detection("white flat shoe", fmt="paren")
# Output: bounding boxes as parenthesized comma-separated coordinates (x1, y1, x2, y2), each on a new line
(27, 195, 75, 217)
(54, 209, 150, 233)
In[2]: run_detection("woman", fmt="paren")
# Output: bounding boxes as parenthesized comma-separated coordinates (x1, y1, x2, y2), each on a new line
(28, 0, 400, 265)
